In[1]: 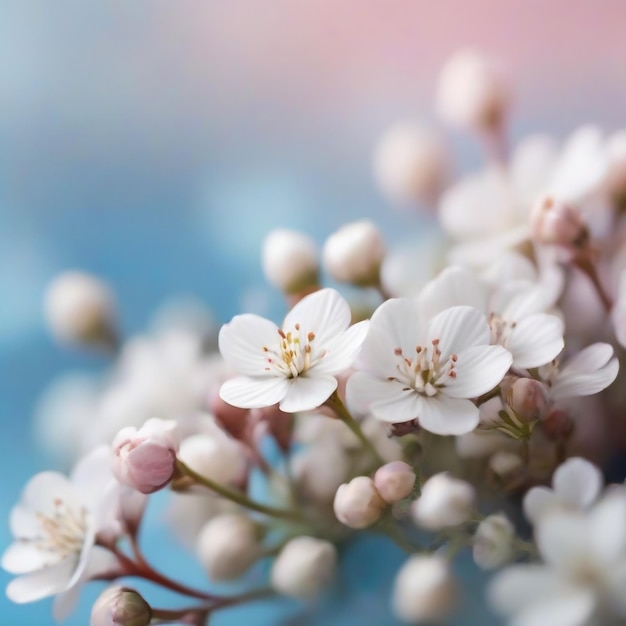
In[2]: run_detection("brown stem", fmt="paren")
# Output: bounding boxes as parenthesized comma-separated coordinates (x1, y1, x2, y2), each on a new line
(574, 254, 613, 313)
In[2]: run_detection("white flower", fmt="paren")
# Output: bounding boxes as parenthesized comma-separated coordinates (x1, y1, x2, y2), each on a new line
(473, 513, 515, 570)
(489, 490, 626, 626)
(346, 301, 512, 435)
(419, 266, 564, 369)
(219, 288, 369, 413)
(523, 457, 604, 526)
(2, 447, 120, 620)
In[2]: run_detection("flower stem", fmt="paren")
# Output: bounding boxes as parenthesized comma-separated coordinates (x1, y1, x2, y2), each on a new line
(574, 254, 613, 312)
(325, 392, 384, 465)
(175, 459, 307, 524)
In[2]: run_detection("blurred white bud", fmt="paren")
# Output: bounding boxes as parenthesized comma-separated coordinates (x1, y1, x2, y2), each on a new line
(271, 537, 337, 600)
(412, 473, 475, 530)
(334, 476, 386, 529)
(112, 418, 179, 494)
(607, 131, 626, 202)
(436, 49, 510, 132)
(196, 513, 260, 581)
(374, 461, 416, 504)
(44, 271, 117, 349)
(293, 441, 350, 502)
(261, 229, 319, 294)
(489, 451, 523, 477)
(472, 513, 515, 570)
(322, 220, 385, 287)
(529, 194, 587, 247)
(178, 430, 247, 487)
(373, 122, 448, 206)
(91, 586, 151, 626)
(506, 378, 550, 423)
(392, 555, 456, 623)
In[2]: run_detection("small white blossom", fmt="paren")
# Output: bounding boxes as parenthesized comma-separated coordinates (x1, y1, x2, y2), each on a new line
(219, 288, 369, 413)
(473, 513, 515, 570)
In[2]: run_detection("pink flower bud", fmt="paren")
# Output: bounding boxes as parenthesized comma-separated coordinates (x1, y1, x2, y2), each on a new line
(210, 391, 250, 440)
(91, 586, 151, 626)
(506, 378, 550, 423)
(333, 476, 386, 529)
(529, 195, 588, 247)
(541, 408, 575, 442)
(374, 461, 416, 504)
(112, 418, 179, 494)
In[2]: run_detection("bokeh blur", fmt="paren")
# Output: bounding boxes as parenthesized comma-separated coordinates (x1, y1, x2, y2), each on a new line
(1, 1, 625, 624)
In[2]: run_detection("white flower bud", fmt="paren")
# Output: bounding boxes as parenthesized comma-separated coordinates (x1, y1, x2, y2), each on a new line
(261, 229, 319, 294)
(91, 586, 151, 626)
(271, 537, 337, 599)
(489, 451, 523, 477)
(44, 271, 117, 349)
(373, 122, 448, 206)
(322, 221, 385, 287)
(374, 461, 416, 504)
(472, 513, 515, 570)
(196, 513, 260, 581)
(607, 130, 626, 202)
(178, 431, 247, 486)
(392, 555, 456, 623)
(529, 194, 587, 247)
(293, 441, 350, 502)
(412, 473, 475, 530)
(506, 378, 550, 423)
(334, 476, 386, 529)
(436, 49, 510, 132)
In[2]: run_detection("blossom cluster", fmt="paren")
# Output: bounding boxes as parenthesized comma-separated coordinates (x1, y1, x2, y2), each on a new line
(5, 48, 626, 625)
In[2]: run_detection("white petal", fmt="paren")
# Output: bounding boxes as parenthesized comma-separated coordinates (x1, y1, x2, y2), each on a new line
(218, 314, 280, 376)
(6, 557, 77, 603)
(2, 543, 59, 574)
(443, 345, 512, 398)
(506, 314, 564, 369)
(313, 320, 369, 375)
(588, 491, 626, 566)
(535, 512, 591, 573)
(511, 592, 596, 626)
(71, 445, 116, 514)
(279, 375, 338, 413)
(417, 395, 479, 436)
(523, 487, 558, 525)
(283, 288, 351, 345)
(357, 324, 408, 377)
(9, 506, 44, 541)
(368, 298, 423, 354)
(560, 343, 614, 376)
(17, 473, 80, 524)
(427, 306, 490, 360)
(219, 376, 289, 409)
(53, 585, 80, 622)
(606, 560, 626, 617)
(552, 358, 619, 400)
(553, 457, 603, 510)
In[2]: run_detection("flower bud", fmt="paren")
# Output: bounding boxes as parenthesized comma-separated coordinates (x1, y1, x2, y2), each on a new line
(541, 408, 575, 441)
(472, 513, 515, 570)
(411, 473, 475, 530)
(112, 418, 179, 494)
(196, 513, 260, 581)
(607, 130, 626, 204)
(373, 122, 448, 206)
(262, 229, 319, 295)
(392, 555, 456, 623)
(334, 476, 386, 528)
(374, 461, 416, 504)
(44, 271, 117, 349)
(322, 221, 385, 287)
(209, 391, 250, 440)
(506, 378, 550, 423)
(435, 49, 510, 132)
(489, 451, 522, 477)
(271, 537, 337, 599)
(179, 431, 247, 487)
(91, 586, 151, 626)
(529, 195, 588, 247)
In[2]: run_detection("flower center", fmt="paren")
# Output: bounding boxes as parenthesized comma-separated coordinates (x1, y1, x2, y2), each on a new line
(489, 313, 516, 346)
(263, 324, 327, 378)
(389, 339, 457, 396)
(33, 498, 89, 562)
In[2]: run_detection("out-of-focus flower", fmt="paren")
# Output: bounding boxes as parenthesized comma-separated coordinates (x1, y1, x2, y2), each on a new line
(529, 194, 588, 247)
(373, 122, 448, 206)
(412, 472, 475, 530)
(91, 586, 151, 626)
(44, 271, 117, 349)
(436, 49, 511, 133)
(322, 220, 385, 287)
(2, 447, 120, 619)
(333, 476, 386, 529)
(346, 301, 511, 435)
(219, 288, 369, 413)
(607, 130, 626, 204)
(473, 514, 515, 570)
(196, 514, 260, 581)
(373, 461, 416, 504)
(293, 440, 351, 502)
(523, 457, 603, 525)
(261, 229, 319, 295)
(392, 555, 456, 623)
(489, 490, 626, 625)
(271, 537, 337, 600)
(112, 418, 179, 494)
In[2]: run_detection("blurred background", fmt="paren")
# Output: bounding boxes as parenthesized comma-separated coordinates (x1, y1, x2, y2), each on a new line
(1, 1, 625, 623)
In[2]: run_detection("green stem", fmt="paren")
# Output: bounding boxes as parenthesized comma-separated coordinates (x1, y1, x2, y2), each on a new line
(175, 459, 307, 524)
